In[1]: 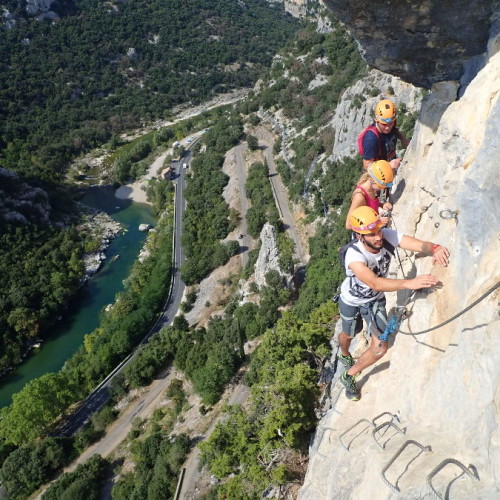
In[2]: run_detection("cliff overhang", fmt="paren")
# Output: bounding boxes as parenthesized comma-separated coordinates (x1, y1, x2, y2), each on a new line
(322, 0, 499, 88)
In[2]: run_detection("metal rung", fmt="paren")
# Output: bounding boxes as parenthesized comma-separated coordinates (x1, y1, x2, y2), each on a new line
(381, 439, 432, 493)
(313, 426, 336, 458)
(372, 421, 406, 449)
(372, 411, 400, 426)
(338, 419, 375, 451)
(427, 458, 480, 499)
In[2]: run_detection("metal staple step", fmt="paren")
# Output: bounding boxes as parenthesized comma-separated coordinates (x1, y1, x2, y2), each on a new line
(381, 439, 432, 493)
(426, 458, 480, 499)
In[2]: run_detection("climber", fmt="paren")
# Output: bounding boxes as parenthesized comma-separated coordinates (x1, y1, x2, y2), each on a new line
(345, 160, 394, 229)
(337, 206, 449, 401)
(359, 98, 410, 171)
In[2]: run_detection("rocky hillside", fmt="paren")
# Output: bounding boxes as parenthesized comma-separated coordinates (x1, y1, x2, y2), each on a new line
(0, 168, 54, 225)
(299, 4, 500, 499)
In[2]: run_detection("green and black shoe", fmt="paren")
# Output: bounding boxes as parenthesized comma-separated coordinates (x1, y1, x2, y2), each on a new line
(338, 353, 355, 370)
(340, 371, 360, 401)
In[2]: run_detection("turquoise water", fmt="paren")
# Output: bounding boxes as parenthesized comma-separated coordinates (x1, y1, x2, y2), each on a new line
(0, 187, 155, 407)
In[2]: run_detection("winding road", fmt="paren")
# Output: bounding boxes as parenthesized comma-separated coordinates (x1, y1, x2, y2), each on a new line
(41, 124, 308, 500)
(55, 152, 189, 440)
(257, 127, 307, 265)
(234, 143, 252, 267)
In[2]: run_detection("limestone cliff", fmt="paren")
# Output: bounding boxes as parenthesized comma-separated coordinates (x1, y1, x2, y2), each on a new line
(299, 16, 500, 500)
(254, 222, 288, 288)
(322, 0, 499, 89)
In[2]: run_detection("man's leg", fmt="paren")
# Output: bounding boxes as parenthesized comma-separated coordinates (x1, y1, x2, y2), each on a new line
(338, 299, 363, 400)
(337, 299, 362, 370)
(347, 334, 388, 377)
(338, 331, 353, 357)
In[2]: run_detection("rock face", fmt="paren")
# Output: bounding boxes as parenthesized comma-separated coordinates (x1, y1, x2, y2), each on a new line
(299, 25, 500, 500)
(322, 0, 499, 88)
(268, 0, 309, 18)
(26, 0, 57, 15)
(0, 167, 52, 224)
(254, 223, 285, 288)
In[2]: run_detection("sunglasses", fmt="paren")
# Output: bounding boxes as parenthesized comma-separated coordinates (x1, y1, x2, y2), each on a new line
(352, 220, 381, 232)
(376, 116, 395, 124)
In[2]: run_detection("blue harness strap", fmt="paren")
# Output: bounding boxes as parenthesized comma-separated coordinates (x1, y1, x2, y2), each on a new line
(378, 307, 408, 343)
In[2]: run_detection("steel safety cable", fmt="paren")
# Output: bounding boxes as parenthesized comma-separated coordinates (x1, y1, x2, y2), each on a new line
(398, 280, 500, 336)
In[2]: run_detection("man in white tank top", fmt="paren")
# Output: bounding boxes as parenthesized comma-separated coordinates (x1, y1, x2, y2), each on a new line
(338, 207, 450, 401)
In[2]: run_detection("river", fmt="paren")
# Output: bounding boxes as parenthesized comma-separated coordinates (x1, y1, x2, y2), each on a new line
(0, 186, 155, 407)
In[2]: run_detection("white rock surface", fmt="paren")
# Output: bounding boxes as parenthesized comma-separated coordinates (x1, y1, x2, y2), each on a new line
(26, 0, 56, 15)
(299, 36, 500, 500)
(254, 223, 284, 288)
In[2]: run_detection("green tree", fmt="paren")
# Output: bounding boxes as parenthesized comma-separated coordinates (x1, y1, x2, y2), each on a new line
(0, 438, 66, 499)
(0, 373, 74, 445)
(247, 134, 259, 151)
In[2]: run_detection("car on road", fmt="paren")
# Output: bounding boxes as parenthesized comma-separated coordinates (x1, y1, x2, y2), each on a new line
(183, 163, 188, 168)
(186, 138, 193, 143)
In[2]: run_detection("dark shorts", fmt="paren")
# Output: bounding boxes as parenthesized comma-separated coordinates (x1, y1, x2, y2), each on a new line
(339, 297, 388, 337)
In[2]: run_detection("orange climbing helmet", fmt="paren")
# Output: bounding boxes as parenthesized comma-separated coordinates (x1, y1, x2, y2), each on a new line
(369, 160, 394, 188)
(349, 206, 383, 234)
(375, 99, 397, 124)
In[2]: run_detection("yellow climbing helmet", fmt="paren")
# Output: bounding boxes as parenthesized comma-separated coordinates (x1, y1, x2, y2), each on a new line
(369, 160, 394, 188)
(375, 99, 396, 124)
(349, 206, 383, 234)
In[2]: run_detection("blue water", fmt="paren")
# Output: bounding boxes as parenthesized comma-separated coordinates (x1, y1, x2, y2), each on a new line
(0, 186, 155, 407)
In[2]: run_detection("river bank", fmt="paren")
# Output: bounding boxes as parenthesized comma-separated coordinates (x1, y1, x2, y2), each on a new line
(0, 193, 155, 407)
(114, 150, 168, 204)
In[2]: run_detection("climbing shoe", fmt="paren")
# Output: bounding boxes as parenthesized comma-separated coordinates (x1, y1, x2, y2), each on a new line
(340, 372, 360, 401)
(338, 353, 355, 370)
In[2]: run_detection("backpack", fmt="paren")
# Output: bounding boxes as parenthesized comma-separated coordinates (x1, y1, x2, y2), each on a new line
(338, 238, 395, 273)
(357, 124, 381, 157)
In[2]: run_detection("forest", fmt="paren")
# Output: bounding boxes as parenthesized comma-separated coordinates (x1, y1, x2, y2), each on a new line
(0, 0, 302, 181)
(0, 0, 302, 377)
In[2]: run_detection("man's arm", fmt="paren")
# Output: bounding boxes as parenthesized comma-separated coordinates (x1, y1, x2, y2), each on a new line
(399, 235, 450, 266)
(349, 261, 439, 292)
(362, 131, 379, 170)
(362, 158, 374, 171)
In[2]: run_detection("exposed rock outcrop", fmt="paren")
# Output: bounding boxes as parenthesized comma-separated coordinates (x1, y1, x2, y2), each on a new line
(0, 167, 52, 224)
(254, 223, 287, 288)
(26, 0, 57, 15)
(77, 209, 122, 281)
(322, 0, 499, 89)
(267, 0, 308, 18)
(299, 22, 500, 500)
